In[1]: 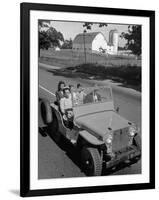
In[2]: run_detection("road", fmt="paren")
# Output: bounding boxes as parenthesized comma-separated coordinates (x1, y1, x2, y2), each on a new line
(38, 67, 141, 179)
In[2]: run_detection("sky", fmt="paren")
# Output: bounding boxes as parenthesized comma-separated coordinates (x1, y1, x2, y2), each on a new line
(50, 21, 129, 47)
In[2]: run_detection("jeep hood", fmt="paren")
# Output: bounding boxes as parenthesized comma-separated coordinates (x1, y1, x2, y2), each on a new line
(74, 110, 131, 138)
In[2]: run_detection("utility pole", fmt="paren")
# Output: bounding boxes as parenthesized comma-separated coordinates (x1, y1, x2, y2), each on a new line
(83, 30, 87, 63)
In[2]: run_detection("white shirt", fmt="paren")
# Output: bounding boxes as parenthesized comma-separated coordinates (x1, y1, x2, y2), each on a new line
(60, 96, 73, 114)
(94, 94, 98, 102)
(76, 91, 86, 105)
(72, 92, 77, 100)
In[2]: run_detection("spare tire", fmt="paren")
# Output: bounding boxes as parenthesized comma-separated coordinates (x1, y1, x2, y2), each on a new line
(41, 99, 52, 124)
(133, 134, 141, 150)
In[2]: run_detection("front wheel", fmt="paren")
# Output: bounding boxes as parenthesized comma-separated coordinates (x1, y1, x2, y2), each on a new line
(81, 147, 102, 176)
(133, 134, 141, 150)
(130, 134, 141, 163)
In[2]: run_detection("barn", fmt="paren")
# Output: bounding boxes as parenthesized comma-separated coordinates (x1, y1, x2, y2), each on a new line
(72, 30, 118, 54)
(72, 32, 107, 53)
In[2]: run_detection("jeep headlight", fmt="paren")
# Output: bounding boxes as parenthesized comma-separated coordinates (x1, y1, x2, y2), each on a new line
(106, 135, 113, 144)
(103, 131, 114, 155)
(128, 125, 137, 146)
(129, 126, 136, 137)
(103, 132, 113, 144)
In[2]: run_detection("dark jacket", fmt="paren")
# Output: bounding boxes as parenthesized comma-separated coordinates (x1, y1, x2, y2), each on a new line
(56, 90, 64, 103)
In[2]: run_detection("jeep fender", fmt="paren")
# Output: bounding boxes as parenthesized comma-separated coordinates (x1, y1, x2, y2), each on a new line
(79, 130, 104, 146)
(50, 103, 69, 134)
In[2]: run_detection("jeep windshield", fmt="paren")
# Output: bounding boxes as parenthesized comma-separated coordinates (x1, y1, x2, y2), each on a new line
(72, 86, 113, 107)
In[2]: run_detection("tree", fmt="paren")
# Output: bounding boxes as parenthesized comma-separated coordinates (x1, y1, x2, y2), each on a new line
(38, 20, 51, 57)
(38, 20, 64, 57)
(46, 27, 64, 48)
(61, 39, 73, 49)
(39, 31, 50, 50)
(121, 25, 141, 56)
(38, 20, 51, 29)
(83, 22, 107, 30)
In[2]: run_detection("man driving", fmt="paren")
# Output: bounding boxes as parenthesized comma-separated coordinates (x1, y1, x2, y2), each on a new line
(83, 88, 101, 104)
(76, 83, 86, 105)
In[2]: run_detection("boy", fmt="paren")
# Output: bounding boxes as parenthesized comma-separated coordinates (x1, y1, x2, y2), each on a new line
(60, 87, 74, 129)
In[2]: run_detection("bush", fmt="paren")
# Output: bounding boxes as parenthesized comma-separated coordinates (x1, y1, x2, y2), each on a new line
(74, 63, 141, 85)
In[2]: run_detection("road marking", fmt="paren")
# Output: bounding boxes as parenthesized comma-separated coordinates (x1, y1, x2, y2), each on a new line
(39, 62, 61, 70)
(39, 85, 56, 96)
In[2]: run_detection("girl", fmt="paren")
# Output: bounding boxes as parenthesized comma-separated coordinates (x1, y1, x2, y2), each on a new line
(56, 81, 66, 103)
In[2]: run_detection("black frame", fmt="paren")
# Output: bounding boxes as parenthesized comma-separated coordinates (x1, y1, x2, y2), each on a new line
(20, 2, 155, 197)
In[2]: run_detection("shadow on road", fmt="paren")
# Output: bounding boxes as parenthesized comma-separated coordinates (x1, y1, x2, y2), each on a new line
(39, 126, 82, 171)
(39, 126, 141, 177)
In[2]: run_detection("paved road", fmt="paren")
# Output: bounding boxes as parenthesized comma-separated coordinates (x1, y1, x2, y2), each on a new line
(38, 67, 141, 179)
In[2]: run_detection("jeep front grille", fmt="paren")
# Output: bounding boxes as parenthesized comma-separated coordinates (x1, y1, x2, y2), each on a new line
(112, 127, 129, 152)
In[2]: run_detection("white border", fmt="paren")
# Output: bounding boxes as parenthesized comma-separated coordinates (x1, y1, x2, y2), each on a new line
(30, 10, 150, 190)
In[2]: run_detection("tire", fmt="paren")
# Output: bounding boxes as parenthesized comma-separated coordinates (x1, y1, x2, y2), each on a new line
(133, 135, 141, 150)
(130, 135, 141, 163)
(48, 111, 61, 143)
(81, 147, 102, 176)
(41, 99, 52, 124)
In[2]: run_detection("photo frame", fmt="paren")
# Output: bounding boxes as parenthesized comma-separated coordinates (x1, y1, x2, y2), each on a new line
(20, 2, 155, 197)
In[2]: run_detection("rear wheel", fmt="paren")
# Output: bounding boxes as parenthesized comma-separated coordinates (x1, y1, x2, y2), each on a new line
(81, 147, 102, 176)
(48, 111, 61, 143)
(41, 99, 52, 124)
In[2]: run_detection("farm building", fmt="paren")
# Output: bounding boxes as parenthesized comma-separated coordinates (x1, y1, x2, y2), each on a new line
(72, 30, 119, 55)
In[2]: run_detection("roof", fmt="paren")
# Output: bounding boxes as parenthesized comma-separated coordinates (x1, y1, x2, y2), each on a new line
(73, 32, 105, 44)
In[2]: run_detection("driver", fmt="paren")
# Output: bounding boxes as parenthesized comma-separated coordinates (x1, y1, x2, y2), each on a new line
(83, 89, 101, 104)
(93, 89, 101, 102)
(76, 83, 86, 105)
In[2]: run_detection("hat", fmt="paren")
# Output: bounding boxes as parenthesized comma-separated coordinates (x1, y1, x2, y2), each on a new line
(63, 86, 70, 92)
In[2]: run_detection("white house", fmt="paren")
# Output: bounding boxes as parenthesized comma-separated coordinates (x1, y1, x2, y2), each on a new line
(72, 30, 119, 54)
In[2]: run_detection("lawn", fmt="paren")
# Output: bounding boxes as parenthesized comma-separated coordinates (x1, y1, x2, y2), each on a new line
(39, 49, 141, 68)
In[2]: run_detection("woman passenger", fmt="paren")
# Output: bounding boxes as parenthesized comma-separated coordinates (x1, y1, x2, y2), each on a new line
(56, 81, 66, 104)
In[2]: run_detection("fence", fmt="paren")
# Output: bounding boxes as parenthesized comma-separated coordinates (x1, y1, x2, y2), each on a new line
(39, 48, 141, 68)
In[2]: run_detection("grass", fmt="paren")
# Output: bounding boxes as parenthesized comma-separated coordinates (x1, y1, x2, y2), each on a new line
(39, 49, 141, 91)
(39, 49, 141, 68)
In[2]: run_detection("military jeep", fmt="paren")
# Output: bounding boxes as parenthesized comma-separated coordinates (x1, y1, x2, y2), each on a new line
(39, 85, 141, 176)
